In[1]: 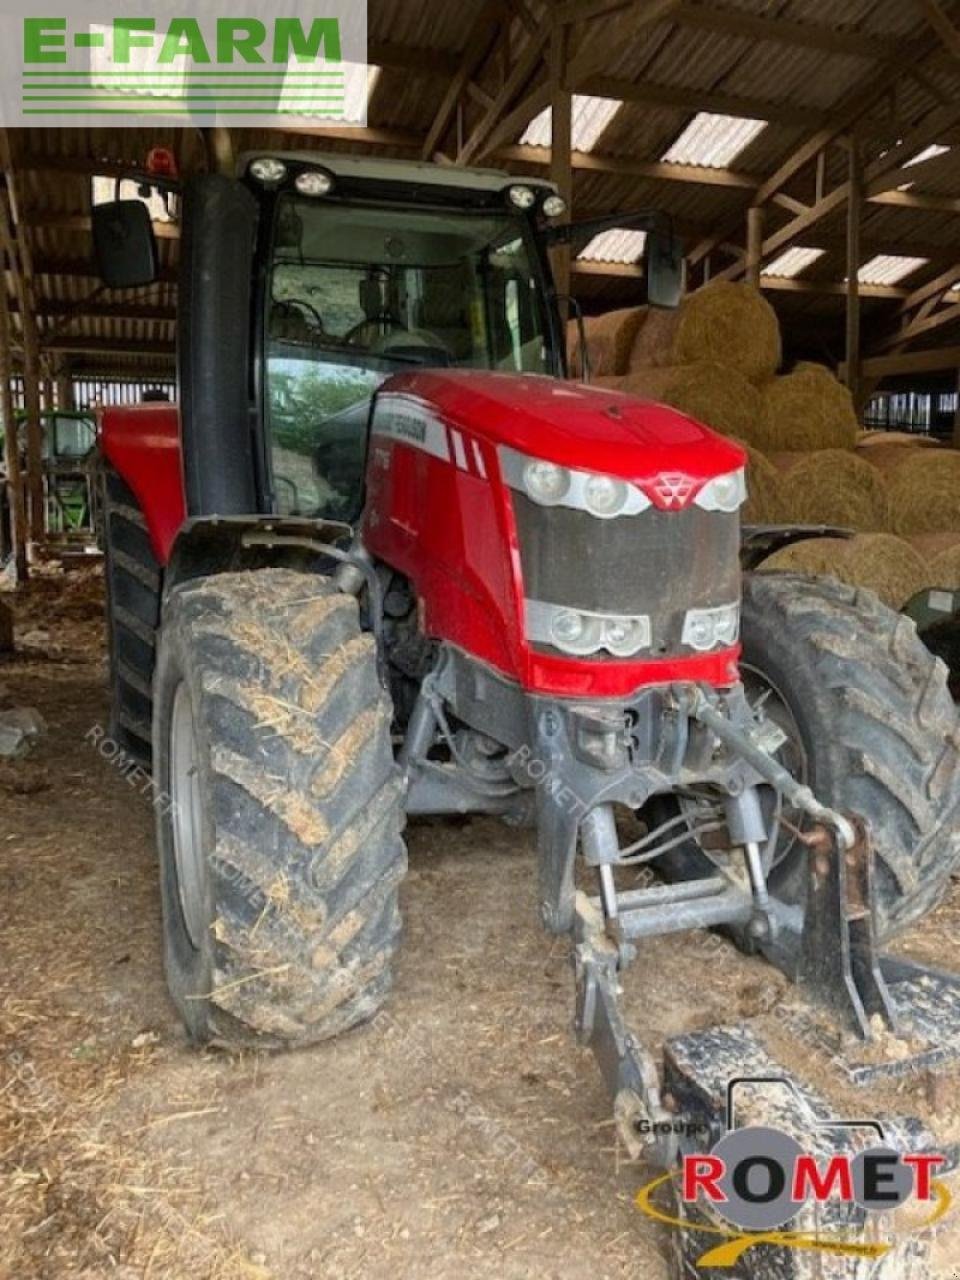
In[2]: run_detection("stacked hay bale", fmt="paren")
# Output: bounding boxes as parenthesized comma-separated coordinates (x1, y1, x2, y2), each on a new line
(759, 534, 931, 610)
(575, 278, 960, 606)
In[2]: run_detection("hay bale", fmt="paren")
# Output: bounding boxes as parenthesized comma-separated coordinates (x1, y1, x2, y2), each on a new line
(671, 282, 781, 383)
(613, 362, 765, 444)
(759, 537, 852, 578)
(841, 534, 929, 608)
(929, 545, 960, 590)
(759, 533, 928, 609)
(769, 450, 891, 532)
(887, 451, 960, 535)
(729, 441, 787, 524)
(628, 306, 680, 370)
(906, 532, 960, 560)
(624, 282, 781, 382)
(571, 308, 647, 378)
(856, 443, 946, 476)
(857, 430, 942, 449)
(759, 369, 860, 452)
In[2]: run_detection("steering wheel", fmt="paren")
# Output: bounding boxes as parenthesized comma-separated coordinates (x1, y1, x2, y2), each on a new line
(344, 312, 410, 344)
(272, 298, 324, 333)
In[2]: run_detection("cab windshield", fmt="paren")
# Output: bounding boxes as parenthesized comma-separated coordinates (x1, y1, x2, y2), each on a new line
(264, 195, 551, 521)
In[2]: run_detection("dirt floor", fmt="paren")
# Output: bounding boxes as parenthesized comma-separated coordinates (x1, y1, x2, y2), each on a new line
(2, 564, 959, 1279)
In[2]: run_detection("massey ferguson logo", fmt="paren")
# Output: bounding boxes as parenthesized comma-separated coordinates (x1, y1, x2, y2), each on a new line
(652, 472, 696, 508)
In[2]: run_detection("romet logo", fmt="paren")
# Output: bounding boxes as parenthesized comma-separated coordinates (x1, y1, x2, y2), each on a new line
(3, 0, 367, 127)
(635, 1078, 952, 1268)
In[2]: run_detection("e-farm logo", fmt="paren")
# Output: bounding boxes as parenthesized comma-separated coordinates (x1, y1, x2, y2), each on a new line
(5, 1, 367, 126)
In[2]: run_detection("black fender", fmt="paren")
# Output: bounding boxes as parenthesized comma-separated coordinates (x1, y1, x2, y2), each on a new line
(162, 514, 354, 601)
(739, 523, 854, 572)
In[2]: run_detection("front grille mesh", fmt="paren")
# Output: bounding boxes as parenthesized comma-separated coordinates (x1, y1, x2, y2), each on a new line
(512, 493, 741, 658)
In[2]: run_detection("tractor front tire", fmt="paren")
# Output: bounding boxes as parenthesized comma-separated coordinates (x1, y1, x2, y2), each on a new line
(657, 573, 960, 943)
(153, 568, 406, 1049)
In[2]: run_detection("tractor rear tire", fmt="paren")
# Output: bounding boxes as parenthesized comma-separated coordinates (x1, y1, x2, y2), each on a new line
(655, 573, 960, 942)
(153, 568, 406, 1048)
(103, 467, 161, 770)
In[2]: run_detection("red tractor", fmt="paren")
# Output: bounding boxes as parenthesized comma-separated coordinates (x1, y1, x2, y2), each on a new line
(95, 153, 959, 1272)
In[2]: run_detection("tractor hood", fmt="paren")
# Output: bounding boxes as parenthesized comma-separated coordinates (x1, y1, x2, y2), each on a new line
(376, 369, 745, 485)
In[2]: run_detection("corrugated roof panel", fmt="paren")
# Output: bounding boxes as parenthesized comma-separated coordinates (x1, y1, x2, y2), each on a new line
(578, 228, 647, 263)
(520, 96, 623, 152)
(661, 112, 767, 166)
(764, 246, 825, 278)
(858, 255, 928, 285)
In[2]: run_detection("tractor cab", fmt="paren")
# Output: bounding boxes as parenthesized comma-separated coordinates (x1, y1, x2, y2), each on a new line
(93, 151, 684, 529)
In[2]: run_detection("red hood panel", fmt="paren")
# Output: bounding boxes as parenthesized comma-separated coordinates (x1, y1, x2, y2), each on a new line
(380, 370, 745, 484)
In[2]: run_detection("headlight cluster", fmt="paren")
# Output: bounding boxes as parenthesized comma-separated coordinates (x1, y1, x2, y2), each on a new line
(502, 449, 652, 519)
(248, 158, 336, 197)
(506, 185, 567, 217)
(694, 469, 747, 513)
(501, 448, 746, 520)
(681, 603, 741, 652)
(526, 600, 652, 657)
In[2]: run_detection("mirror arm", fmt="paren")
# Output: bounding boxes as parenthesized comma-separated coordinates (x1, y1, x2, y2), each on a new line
(542, 208, 673, 248)
(555, 293, 591, 383)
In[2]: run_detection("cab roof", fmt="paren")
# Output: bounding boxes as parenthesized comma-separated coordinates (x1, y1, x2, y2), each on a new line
(236, 150, 557, 197)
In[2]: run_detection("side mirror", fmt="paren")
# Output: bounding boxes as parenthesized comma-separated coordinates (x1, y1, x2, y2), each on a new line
(646, 228, 686, 310)
(92, 200, 158, 288)
(542, 209, 686, 309)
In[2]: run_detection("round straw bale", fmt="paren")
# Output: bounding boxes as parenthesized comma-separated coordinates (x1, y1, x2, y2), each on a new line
(628, 306, 680, 370)
(729, 440, 787, 524)
(615, 362, 765, 444)
(759, 533, 928, 609)
(857, 430, 943, 449)
(775, 450, 891, 531)
(886, 451, 960, 535)
(759, 369, 860, 452)
(906, 532, 960, 559)
(758, 537, 851, 578)
(574, 308, 647, 377)
(671, 282, 782, 383)
(928, 545, 960, 590)
(856, 443, 946, 476)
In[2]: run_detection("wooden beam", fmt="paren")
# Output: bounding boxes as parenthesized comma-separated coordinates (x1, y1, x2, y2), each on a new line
(580, 73, 830, 130)
(549, 21, 573, 301)
(746, 206, 764, 288)
(715, 100, 960, 280)
(688, 23, 950, 268)
(846, 143, 863, 408)
(849, 345, 960, 378)
(28, 301, 177, 323)
(458, 27, 550, 165)
(868, 189, 960, 213)
(471, 0, 681, 164)
(760, 276, 909, 300)
(27, 211, 180, 239)
(33, 256, 179, 284)
(420, 0, 505, 160)
(899, 262, 960, 312)
(42, 337, 174, 356)
(0, 240, 26, 582)
(673, 0, 902, 61)
(875, 299, 960, 349)
(914, 0, 960, 60)
(499, 144, 757, 187)
(555, 0, 633, 23)
(367, 40, 459, 78)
